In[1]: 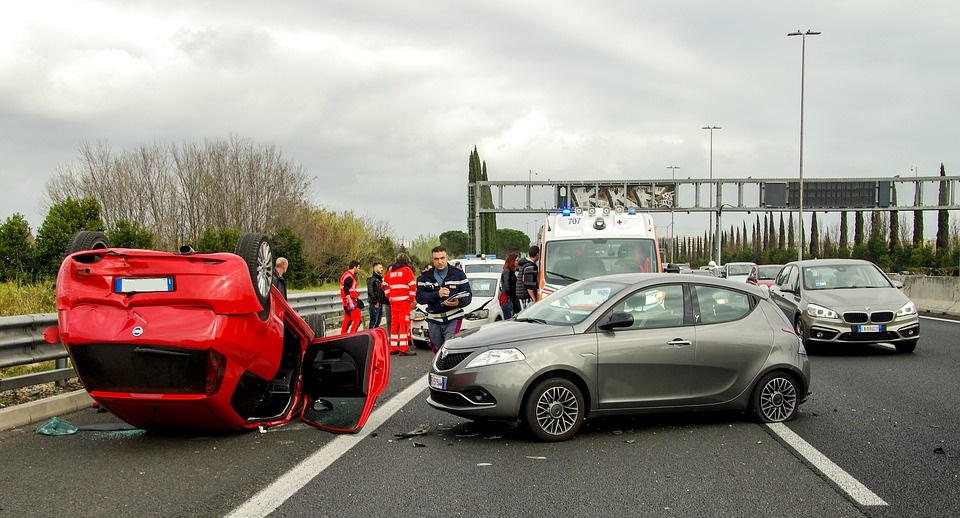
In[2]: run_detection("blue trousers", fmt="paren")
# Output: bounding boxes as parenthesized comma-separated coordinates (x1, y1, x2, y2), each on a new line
(368, 303, 384, 328)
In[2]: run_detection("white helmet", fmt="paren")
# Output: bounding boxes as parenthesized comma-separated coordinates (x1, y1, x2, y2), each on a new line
(708, 260, 717, 267)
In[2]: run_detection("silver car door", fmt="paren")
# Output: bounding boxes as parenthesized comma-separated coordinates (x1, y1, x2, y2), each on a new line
(596, 284, 695, 409)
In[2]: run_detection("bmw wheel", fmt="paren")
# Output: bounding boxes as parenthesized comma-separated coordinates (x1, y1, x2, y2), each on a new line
(523, 377, 584, 442)
(751, 372, 800, 423)
(234, 233, 274, 321)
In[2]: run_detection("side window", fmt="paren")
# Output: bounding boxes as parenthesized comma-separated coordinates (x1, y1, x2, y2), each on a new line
(695, 286, 752, 325)
(786, 266, 799, 291)
(774, 265, 791, 287)
(619, 284, 684, 329)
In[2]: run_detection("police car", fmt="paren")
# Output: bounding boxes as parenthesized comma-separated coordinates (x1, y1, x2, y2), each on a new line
(411, 269, 506, 349)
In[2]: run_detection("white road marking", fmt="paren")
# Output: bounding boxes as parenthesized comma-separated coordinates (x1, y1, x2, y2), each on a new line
(226, 375, 429, 518)
(766, 422, 888, 507)
(920, 315, 960, 324)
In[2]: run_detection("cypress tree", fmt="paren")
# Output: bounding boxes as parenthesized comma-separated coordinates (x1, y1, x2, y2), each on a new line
(936, 163, 950, 264)
(839, 211, 850, 258)
(809, 212, 820, 257)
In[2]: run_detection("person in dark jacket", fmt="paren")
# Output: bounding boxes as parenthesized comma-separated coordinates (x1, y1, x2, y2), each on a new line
(366, 262, 387, 328)
(500, 252, 519, 319)
(273, 257, 288, 300)
(416, 246, 472, 354)
(515, 245, 540, 308)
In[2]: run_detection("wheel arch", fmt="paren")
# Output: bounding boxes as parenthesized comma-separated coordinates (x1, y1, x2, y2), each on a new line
(519, 368, 592, 418)
(748, 365, 808, 405)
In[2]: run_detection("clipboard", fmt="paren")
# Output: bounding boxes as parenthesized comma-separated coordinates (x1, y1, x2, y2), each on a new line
(442, 291, 470, 304)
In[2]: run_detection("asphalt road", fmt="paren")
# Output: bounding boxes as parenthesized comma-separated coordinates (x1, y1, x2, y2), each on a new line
(1, 317, 957, 517)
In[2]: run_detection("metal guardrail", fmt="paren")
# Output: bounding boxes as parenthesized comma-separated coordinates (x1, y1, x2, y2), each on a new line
(0, 291, 344, 394)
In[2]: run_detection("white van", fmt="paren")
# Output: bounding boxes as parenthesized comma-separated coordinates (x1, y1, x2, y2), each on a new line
(537, 206, 662, 299)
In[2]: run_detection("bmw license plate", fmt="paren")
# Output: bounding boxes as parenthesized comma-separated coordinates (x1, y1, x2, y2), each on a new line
(428, 373, 447, 390)
(856, 324, 883, 333)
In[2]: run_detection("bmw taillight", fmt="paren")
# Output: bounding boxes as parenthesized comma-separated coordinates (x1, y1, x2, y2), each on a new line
(205, 349, 226, 395)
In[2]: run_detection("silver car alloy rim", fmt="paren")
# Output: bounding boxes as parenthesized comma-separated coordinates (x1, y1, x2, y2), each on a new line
(256, 240, 273, 298)
(760, 377, 797, 422)
(535, 385, 579, 436)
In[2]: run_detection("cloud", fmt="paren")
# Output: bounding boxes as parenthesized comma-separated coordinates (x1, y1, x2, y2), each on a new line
(1, 0, 958, 243)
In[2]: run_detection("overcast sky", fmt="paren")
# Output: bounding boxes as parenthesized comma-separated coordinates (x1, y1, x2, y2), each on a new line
(2, 1, 957, 244)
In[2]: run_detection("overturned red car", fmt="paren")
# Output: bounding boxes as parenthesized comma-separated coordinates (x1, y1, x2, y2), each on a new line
(45, 231, 389, 433)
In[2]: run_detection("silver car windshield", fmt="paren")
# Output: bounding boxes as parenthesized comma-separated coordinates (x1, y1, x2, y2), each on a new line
(519, 279, 629, 325)
(467, 277, 496, 297)
(802, 264, 892, 290)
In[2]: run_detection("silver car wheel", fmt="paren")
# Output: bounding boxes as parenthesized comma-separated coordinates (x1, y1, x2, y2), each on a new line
(524, 378, 584, 442)
(755, 374, 798, 422)
(255, 240, 273, 298)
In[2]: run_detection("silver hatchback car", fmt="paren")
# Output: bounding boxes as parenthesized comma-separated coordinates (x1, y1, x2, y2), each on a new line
(427, 274, 810, 442)
(768, 259, 920, 353)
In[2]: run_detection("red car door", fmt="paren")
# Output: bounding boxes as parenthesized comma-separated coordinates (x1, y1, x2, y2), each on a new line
(299, 328, 390, 433)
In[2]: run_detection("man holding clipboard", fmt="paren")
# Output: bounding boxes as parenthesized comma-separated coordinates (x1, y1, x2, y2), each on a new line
(416, 246, 473, 354)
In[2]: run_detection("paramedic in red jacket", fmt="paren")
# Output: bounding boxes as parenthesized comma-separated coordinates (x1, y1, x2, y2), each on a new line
(339, 260, 363, 334)
(382, 253, 417, 355)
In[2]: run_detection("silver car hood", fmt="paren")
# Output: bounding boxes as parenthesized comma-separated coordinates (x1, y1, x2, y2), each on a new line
(443, 320, 575, 351)
(805, 287, 909, 310)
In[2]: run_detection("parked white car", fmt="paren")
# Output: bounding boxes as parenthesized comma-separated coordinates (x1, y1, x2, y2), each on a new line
(450, 255, 505, 273)
(412, 271, 505, 348)
(722, 261, 757, 282)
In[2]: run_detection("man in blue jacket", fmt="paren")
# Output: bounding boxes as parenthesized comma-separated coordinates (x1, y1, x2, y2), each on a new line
(416, 246, 472, 354)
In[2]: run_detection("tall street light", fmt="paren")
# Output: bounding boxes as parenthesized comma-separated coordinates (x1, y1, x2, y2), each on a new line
(702, 125, 721, 264)
(788, 29, 820, 262)
(667, 166, 680, 262)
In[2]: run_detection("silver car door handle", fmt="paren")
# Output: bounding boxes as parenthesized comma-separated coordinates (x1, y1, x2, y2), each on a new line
(667, 339, 692, 347)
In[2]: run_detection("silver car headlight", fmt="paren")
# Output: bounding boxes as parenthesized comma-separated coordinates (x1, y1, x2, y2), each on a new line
(806, 303, 838, 319)
(896, 300, 917, 317)
(465, 348, 525, 368)
(465, 308, 489, 320)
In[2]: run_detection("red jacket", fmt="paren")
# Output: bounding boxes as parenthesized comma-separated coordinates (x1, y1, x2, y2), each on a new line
(382, 264, 416, 306)
(339, 269, 360, 307)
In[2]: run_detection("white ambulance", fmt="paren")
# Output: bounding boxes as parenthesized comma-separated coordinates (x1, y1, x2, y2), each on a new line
(536, 206, 662, 299)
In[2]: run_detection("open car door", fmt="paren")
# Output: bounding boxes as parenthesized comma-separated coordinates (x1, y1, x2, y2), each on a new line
(299, 327, 390, 433)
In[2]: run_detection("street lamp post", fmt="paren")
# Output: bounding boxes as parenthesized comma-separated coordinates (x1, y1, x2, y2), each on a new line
(788, 29, 820, 262)
(702, 126, 721, 264)
(667, 165, 680, 262)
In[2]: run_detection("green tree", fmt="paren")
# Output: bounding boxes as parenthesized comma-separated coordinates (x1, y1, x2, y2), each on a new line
(271, 226, 320, 289)
(496, 228, 529, 257)
(838, 211, 850, 258)
(194, 227, 241, 253)
(913, 208, 924, 246)
(34, 197, 103, 279)
(936, 163, 950, 265)
(0, 213, 34, 282)
(867, 211, 890, 268)
(479, 160, 497, 253)
(852, 211, 867, 259)
(809, 212, 820, 258)
(107, 219, 155, 249)
(439, 230, 468, 257)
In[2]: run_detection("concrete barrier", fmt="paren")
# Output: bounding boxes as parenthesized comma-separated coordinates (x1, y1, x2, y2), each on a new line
(902, 276, 960, 318)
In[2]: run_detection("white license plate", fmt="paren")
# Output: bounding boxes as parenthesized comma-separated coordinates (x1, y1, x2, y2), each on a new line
(856, 324, 882, 333)
(428, 373, 447, 390)
(114, 277, 174, 293)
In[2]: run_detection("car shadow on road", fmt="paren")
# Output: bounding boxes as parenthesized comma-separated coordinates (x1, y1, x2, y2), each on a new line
(805, 342, 903, 357)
